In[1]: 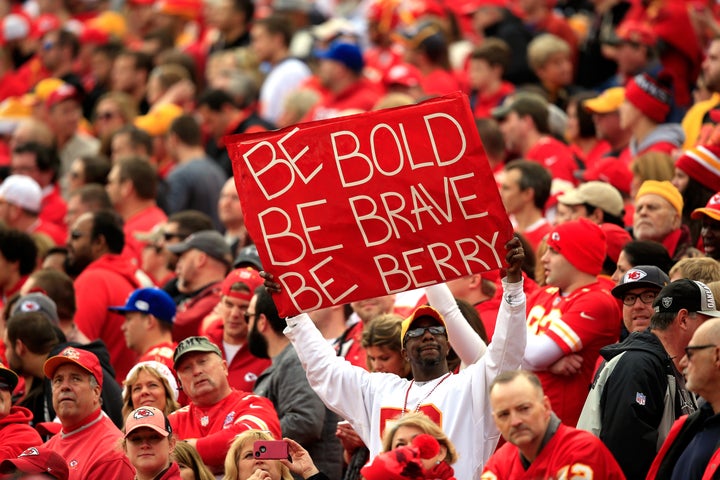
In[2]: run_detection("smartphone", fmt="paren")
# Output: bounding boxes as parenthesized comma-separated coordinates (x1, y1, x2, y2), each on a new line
(253, 440, 289, 460)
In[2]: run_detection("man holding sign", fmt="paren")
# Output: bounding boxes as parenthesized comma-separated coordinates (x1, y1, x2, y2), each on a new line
(226, 92, 514, 316)
(264, 238, 526, 479)
(228, 93, 521, 478)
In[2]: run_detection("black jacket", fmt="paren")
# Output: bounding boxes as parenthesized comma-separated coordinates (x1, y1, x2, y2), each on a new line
(596, 331, 692, 479)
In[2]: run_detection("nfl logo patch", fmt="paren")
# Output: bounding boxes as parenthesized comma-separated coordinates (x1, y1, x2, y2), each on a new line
(636, 392, 647, 406)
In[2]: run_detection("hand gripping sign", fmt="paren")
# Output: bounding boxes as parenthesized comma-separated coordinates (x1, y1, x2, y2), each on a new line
(227, 92, 513, 317)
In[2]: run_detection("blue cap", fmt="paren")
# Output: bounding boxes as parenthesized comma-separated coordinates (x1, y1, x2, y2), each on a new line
(316, 42, 364, 73)
(108, 288, 176, 324)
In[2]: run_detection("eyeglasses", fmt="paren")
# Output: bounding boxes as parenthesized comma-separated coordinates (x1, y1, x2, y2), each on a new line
(0, 381, 11, 392)
(244, 312, 257, 323)
(163, 232, 186, 242)
(622, 291, 658, 307)
(684, 344, 717, 360)
(42, 41, 56, 51)
(404, 325, 446, 340)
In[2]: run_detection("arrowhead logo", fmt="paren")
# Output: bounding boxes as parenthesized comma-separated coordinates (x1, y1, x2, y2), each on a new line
(626, 269, 646, 281)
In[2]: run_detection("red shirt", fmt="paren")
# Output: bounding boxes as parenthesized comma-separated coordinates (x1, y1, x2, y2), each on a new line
(139, 340, 177, 372)
(570, 140, 611, 172)
(205, 319, 271, 392)
(482, 423, 625, 479)
(169, 390, 281, 473)
(122, 205, 167, 266)
(420, 68, 462, 97)
(307, 79, 381, 121)
(40, 184, 67, 231)
(43, 409, 135, 480)
(526, 137, 578, 185)
(473, 82, 515, 119)
(527, 282, 621, 426)
(522, 218, 552, 252)
(31, 218, 67, 246)
(74, 254, 142, 382)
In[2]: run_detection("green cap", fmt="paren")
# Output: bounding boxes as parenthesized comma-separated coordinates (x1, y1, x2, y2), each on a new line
(173, 336, 222, 369)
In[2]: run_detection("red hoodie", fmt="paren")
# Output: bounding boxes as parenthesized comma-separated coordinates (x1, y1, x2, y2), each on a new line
(0, 406, 43, 460)
(74, 254, 142, 382)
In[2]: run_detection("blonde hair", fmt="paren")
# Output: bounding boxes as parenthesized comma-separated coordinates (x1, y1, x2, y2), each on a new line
(669, 257, 720, 284)
(373, 93, 415, 111)
(630, 151, 674, 183)
(381, 412, 458, 465)
(122, 364, 180, 420)
(527, 34, 570, 71)
(222, 430, 292, 480)
(172, 442, 215, 480)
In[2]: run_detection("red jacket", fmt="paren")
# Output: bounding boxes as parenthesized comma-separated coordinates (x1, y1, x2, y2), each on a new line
(173, 281, 222, 343)
(0, 406, 43, 460)
(74, 254, 142, 381)
(43, 409, 135, 480)
(169, 390, 281, 473)
(205, 320, 270, 392)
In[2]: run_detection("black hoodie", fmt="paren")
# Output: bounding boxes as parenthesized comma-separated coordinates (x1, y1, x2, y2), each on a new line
(594, 330, 694, 479)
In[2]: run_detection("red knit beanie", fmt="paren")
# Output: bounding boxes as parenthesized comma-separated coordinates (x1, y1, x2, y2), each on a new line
(624, 72, 673, 123)
(546, 218, 607, 276)
(675, 144, 720, 193)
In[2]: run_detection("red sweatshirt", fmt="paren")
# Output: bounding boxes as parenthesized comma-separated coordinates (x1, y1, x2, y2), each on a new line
(74, 254, 142, 381)
(43, 409, 135, 480)
(0, 406, 43, 460)
(169, 390, 281, 473)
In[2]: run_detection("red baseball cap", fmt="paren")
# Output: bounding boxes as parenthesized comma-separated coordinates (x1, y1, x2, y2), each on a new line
(45, 83, 80, 110)
(692, 192, 720, 222)
(383, 63, 422, 88)
(32, 14, 61, 39)
(616, 20, 656, 46)
(221, 267, 263, 301)
(0, 447, 69, 480)
(43, 346, 103, 387)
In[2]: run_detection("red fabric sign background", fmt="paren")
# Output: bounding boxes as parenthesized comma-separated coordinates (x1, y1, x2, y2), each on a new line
(227, 92, 513, 317)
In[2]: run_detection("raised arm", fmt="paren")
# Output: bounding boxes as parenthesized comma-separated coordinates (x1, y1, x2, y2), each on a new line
(427, 236, 525, 365)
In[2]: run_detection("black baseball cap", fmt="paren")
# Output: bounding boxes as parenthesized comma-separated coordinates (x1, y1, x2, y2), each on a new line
(612, 265, 670, 299)
(653, 279, 720, 317)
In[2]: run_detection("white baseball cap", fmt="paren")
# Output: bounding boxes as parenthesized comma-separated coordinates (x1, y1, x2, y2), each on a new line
(0, 175, 42, 213)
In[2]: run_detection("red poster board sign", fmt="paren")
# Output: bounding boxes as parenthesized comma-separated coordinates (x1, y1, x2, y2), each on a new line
(227, 92, 513, 317)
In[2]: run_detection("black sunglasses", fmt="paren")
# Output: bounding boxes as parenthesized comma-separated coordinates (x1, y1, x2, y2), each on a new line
(405, 325, 446, 340)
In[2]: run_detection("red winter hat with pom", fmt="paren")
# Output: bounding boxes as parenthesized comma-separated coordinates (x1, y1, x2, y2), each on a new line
(624, 71, 673, 123)
(361, 434, 441, 480)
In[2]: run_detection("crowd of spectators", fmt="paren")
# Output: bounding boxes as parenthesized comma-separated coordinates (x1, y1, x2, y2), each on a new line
(3, 0, 720, 479)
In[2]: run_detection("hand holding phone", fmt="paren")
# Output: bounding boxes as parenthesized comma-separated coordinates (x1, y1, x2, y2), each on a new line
(253, 440, 290, 461)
